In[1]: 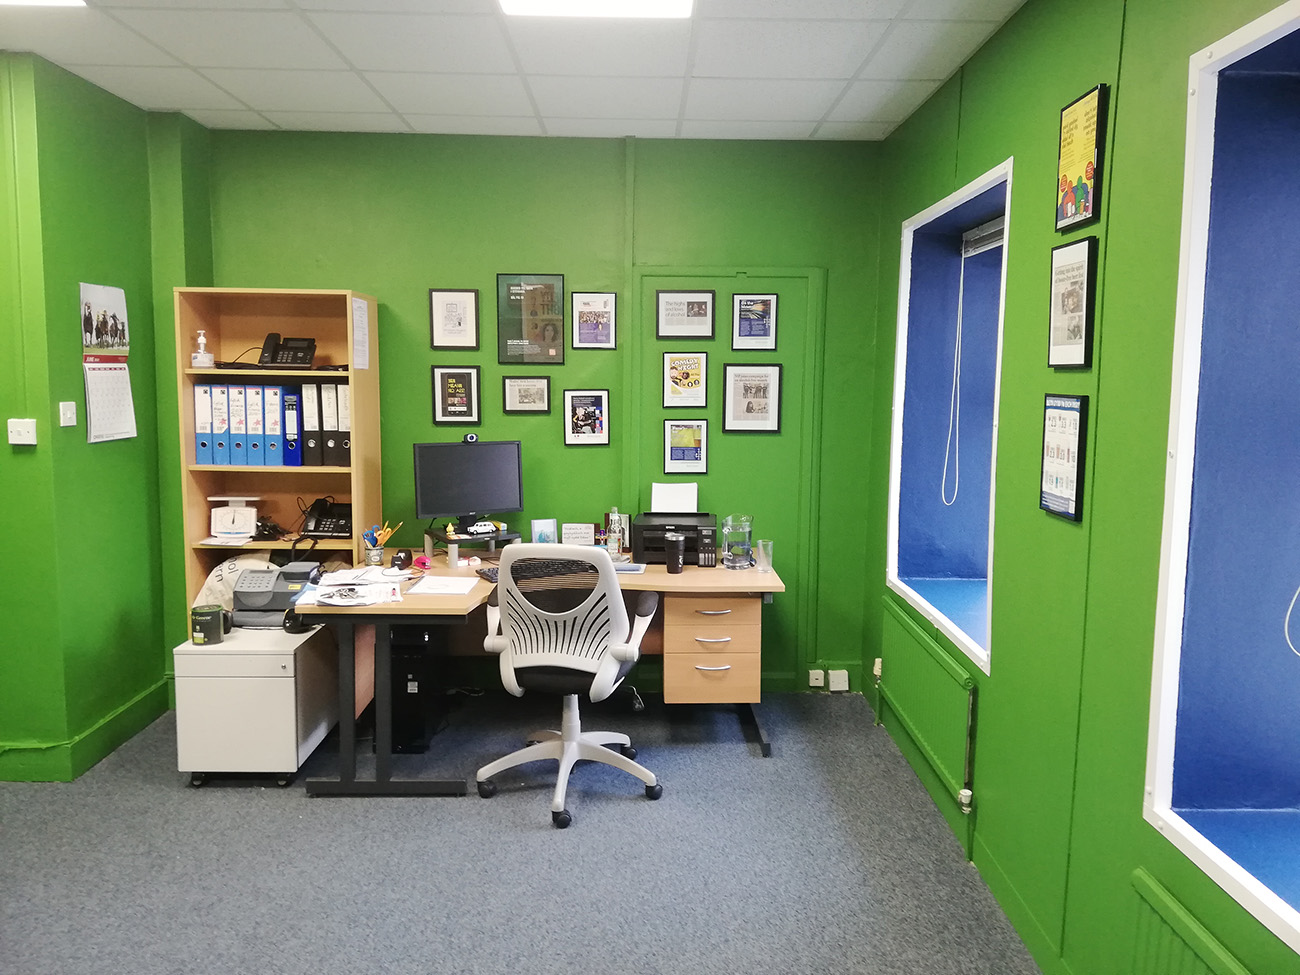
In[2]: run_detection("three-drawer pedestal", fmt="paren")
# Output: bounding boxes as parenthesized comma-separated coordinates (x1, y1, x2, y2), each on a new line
(662, 593, 762, 704)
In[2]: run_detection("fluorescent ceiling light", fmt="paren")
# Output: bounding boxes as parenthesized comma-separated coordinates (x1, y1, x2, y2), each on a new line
(500, 0, 692, 17)
(0, 1, 86, 6)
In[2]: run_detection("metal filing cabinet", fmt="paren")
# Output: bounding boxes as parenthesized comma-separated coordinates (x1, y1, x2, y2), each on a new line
(174, 626, 338, 786)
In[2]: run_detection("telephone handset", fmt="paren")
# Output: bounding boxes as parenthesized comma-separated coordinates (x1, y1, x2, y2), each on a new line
(302, 497, 352, 538)
(259, 332, 316, 368)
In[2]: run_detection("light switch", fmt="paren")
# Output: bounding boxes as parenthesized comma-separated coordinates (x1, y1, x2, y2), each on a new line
(7, 418, 37, 445)
(59, 402, 77, 426)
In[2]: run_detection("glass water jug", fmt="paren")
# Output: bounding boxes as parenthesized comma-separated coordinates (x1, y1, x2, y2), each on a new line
(721, 513, 754, 569)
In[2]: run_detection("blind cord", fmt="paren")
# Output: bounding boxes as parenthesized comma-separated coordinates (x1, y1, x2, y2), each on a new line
(941, 256, 967, 507)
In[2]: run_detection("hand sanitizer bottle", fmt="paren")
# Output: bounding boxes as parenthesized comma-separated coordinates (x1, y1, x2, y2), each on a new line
(191, 330, 215, 369)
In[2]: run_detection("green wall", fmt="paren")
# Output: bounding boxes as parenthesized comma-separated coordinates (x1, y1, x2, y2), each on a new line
(198, 132, 878, 690)
(870, 1, 1300, 974)
(0, 55, 167, 779)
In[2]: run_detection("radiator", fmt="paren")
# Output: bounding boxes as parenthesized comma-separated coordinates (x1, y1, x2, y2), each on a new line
(878, 598, 976, 814)
(1131, 869, 1251, 975)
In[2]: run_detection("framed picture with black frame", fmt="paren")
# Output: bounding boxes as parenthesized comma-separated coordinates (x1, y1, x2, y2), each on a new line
(1048, 236, 1098, 368)
(723, 362, 782, 432)
(732, 293, 777, 351)
(571, 292, 616, 349)
(502, 375, 550, 414)
(1040, 393, 1088, 521)
(428, 289, 479, 350)
(563, 389, 609, 446)
(432, 365, 480, 425)
(1055, 84, 1108, 232)
(656, 290, 715, 339)
(664, 419, 707, 474)
(497, 273, 564, 365)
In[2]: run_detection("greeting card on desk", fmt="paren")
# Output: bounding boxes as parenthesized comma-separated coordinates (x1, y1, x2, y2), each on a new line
(651, 481, 697, 512)
(561, 523, 597, 545)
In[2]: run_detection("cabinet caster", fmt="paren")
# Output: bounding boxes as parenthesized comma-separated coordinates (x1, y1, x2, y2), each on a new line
(645, 783, 663, 800)
(189, 773, 206, 788)
(477, 779, 497, 798)
(552, 809, 572, 829)
(620, 744, 637, 760)
(276, 775, 292, 788)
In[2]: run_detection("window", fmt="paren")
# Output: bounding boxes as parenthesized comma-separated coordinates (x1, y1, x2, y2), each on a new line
(887, 161, 1012, 675)
(1147, 5, 1300, 954)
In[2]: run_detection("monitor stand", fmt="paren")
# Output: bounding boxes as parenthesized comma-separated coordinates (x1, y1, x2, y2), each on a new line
(424, 528, 522, 564)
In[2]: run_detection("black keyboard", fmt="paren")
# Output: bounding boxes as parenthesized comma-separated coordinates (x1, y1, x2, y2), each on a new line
(476, 559, 598, 584)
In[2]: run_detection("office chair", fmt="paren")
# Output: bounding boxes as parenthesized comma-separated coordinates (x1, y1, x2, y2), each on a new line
(476, 543, 662, 828)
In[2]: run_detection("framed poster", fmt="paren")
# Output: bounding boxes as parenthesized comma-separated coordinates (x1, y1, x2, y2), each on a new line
(656, 290, 714, 339)
(664, 419, 708, 474)
(723, 363, 781, 432)
(732, 293, 777, 350)
(1040, 394, 1088, 521)
(663, 352, 707, 408)
(429, 289, 478, 350)
(1048, 237, 1098, 368)
(1056, 84, 1108, 231)
(432, 365, 480, 424)
(564, 389, 609, 445)
(571, 292, 616, 349)
(531, 518, 558, 543)
(497, 273, 564, 365)
(502, 375, 550, 414)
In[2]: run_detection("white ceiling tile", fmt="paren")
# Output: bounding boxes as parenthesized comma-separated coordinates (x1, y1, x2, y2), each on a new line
(692, 18, 882, 79)
(829, 78, 941, 122)
(92, 1, 290, 8)
(183, 109, 277, 130)
(110, 10, 347, 70)
(405, 114, 544, 136)
(307, 12, 515, 73)
(367, 72, 533, 115)
(529, 76, 682, 119)
(685, 78, 844, 121)
(904, 0, 1025, 21)
(0, 9, 177, 66)
(679, 119, 815, 139)
(66, 65, 245, 111)
(858, 20, 990, 80)
(505, 18, 690, 76)
(297, 0, 496, 11)
(699, 0, 907, 17)
(260, 111, 411, 132)
(814, 119, 896, 140)
(201, 69, 389, 113)
(543, 117, 678, 138)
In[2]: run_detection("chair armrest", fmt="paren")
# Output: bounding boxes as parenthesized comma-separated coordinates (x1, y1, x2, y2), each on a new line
(627, 591, 658, 652)
(483, 586, 501, 649)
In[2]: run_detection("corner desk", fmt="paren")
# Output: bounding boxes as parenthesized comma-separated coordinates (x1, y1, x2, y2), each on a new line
(297, 557, 785, 797)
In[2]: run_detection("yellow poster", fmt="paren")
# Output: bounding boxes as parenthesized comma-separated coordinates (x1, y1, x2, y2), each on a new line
(1056, 86, 1106, 230)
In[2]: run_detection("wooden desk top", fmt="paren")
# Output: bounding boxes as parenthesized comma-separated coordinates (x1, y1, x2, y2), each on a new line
(297, 555, 784, 618)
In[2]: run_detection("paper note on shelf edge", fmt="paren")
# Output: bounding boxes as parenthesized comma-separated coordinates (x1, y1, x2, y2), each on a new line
(651, 481, 698, 513)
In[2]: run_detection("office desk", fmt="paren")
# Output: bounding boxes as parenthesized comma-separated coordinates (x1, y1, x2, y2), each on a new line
(297, 560, 784, 796)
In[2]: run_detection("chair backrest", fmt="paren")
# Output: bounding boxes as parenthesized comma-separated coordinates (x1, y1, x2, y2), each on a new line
(496, 543, 630, 700)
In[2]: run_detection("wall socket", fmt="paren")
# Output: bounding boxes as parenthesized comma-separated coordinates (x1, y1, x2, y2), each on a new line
(828, 669, 849, 692)
(808, 669, 825, 688)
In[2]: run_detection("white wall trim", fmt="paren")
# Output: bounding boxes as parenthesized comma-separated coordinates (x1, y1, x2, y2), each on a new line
(886, 158, 1013, 678)
(1145, 0, 1300, 954)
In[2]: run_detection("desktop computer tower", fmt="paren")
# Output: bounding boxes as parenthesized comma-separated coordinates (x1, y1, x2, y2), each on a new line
(389, 625, 449, 754)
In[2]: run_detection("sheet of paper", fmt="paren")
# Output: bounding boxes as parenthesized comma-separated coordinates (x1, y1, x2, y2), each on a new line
(406, 575, 481, 596)
(200, 535, 255, 546)
(651, 481, 697, 512)
(83, 362, 138, 442)
(351, 297, 370, 370)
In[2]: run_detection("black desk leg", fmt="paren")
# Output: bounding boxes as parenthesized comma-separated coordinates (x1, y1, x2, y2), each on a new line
(741, 702, 773, 757)
(374, 621, 392, 782)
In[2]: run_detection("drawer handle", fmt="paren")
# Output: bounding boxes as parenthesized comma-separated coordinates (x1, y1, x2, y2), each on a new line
(696, 609, 732, 615)
(695, 665, 732, 672)
(694, 636, 732, 644)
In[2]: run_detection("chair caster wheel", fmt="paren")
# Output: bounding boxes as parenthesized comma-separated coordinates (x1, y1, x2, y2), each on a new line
(646, 783, 663, 800)
(552, 809, 572, 829)
(477, 780, 497, 798)
(620, 744, 637, 760)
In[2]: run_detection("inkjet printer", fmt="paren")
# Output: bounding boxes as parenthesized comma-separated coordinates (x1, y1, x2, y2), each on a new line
(631, 512, 718, 567)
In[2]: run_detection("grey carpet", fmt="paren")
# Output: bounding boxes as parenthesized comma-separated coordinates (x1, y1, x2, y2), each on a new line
(0, 692, 1041, 975)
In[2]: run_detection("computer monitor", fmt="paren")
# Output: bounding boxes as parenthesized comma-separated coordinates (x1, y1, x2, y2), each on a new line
(413, 440, 523, 533)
